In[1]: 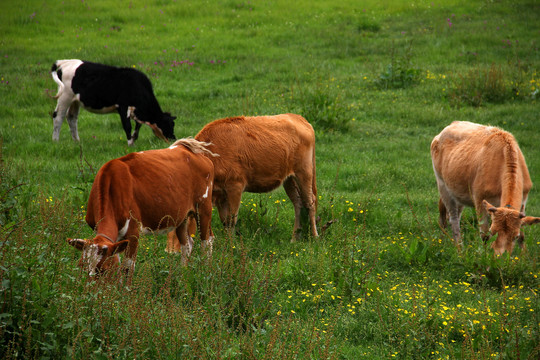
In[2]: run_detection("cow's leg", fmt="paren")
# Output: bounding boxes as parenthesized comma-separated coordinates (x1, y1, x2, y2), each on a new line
(216, 184, 243, 232)
(126, 106, 141, 142)
(124, 238, 138, 279)
(289, 169, 319, 239)
(187, 215, 198, 239)
(225, 184, 244, 230)
(66, 101, 81, 141)
(117, 106, 134, 146)
(131, 122, 142, 142)
(52, 96, 71, 141)
(115, 236, 139, 286)
(119, 222, 141, 285)
(166, 230, 181, 253)
(175, 220, 194, 265)
(283, 177, 304, 241)
(438, 198, 448, 229)
(475, 199, 491, 242)
(517, 202, 527, 250)
(517, 234, 526, 252)
(448, 203, 464, 248)
(198, 199, 214, 257)
(437, 184, 463, 246)
(166, 216, 198, 254)
(213, 191, 231, 228)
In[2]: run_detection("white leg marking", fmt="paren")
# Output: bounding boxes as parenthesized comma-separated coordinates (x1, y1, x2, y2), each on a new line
(127, 106, 136, 119)
(52, 97, 73, 141)
(124, 257, 135, 272)
(202, 235, 214, 254)
(180, 236, 194, 265)
(52, 60, 84, 141)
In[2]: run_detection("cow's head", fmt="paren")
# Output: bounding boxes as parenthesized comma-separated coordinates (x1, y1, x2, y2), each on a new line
(483, 200, 540, 255)
(153, 112, 176, 142)
(67, 235, 129, 278)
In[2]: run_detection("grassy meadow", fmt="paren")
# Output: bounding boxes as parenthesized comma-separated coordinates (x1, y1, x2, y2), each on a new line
(1, 0, 539, 358)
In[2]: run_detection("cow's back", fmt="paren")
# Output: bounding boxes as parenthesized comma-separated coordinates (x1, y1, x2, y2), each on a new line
(72, 63, 158, 112)
(87, 146, 213, 231)
(196, 114, 315, 192)
(431, 121, 531, 206)
(129, 148, 212, 224)
(431, 121, 493, 184)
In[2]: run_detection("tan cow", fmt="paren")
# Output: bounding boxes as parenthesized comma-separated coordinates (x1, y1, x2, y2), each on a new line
(68, 138, 217, 283)
(431, 121, 540, 255)
(167, 114, 318, 252)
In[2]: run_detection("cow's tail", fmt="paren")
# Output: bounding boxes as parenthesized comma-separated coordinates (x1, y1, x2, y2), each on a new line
(311, 143, 318, 212)
(50, 63, 64, 99)
(91, 160, 133, 235)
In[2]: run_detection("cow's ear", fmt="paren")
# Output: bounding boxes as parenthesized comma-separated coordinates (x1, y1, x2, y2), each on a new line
(67, 238, 87, 250)
(483, 200, 497, 213)
(521, 216, 540, 226)
(110, 240, 130, 255)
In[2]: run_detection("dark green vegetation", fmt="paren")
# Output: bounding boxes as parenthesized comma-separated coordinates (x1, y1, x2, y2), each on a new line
(1, 0, 539, 358)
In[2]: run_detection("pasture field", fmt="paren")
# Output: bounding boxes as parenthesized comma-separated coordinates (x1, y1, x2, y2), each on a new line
(1, 0, 539, 358)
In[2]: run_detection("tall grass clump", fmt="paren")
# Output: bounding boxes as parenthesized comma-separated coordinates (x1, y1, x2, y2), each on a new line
(448, 64, 509, 107)
(0, 140, 23, 229)
(356, 18, 381, 33)
(290, 78, 353, 131)
(448, 64, 539, 107)
(374, 41, 421, 90)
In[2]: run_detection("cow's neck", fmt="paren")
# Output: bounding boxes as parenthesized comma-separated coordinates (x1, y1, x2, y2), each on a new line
(94, 223, 119, 243)
(96, 233, 115, 242)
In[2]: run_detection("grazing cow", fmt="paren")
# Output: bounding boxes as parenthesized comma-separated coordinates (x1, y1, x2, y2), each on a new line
(51, 59, 176, 145)
(68, 138, 217, 283)
(431, 121, 540, 255)
(167, 114, 318, 252)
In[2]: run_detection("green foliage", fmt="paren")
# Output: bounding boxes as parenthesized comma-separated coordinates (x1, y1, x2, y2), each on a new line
(292, 78, 352, 131)
(376, 63, 421, 90)
(448, 64, 540, 107)
(374, 41, 421, 90)
(448, 64, 509, 107)
(357, 18, 381, 33)
(0, 143, 22, 228)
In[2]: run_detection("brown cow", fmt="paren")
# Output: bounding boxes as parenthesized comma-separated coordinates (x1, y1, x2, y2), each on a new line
(167, 114, 318, 252)
(68, 138, 217, 282)
(431, 121, 540, 255)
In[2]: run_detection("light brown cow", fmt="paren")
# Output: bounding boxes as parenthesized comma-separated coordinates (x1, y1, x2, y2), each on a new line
(68, 138, 217, 282)
(167, 114, 318, 252)
(431, 121, 540, 255)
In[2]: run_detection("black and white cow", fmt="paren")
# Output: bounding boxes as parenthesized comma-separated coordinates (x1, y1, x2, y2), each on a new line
(51, 59, 176, 146)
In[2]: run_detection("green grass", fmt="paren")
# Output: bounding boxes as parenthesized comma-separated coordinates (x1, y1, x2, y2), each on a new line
(1, 0, 539, 358)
